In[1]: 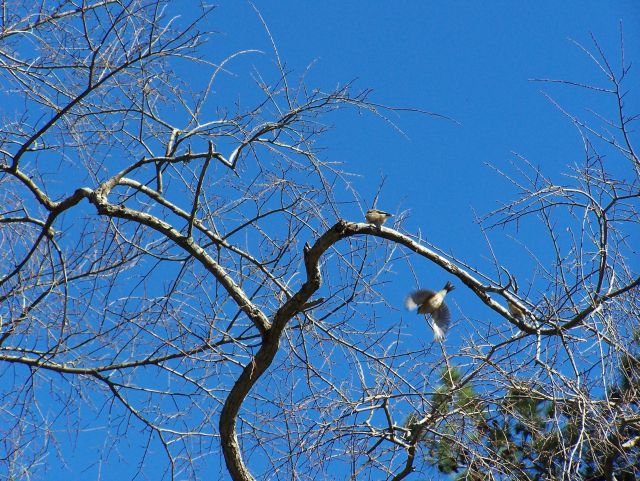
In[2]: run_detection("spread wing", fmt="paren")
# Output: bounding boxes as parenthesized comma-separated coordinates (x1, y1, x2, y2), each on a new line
(432, 302, 451, 338)
(405, 289, 435, 310)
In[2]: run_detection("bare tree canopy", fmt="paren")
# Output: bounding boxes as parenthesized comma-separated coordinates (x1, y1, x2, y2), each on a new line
(1, 2, 639, 480)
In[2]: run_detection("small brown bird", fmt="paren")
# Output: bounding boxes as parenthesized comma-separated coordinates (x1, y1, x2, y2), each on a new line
(365, 209, 393, 227)
(406, 281, 455, 341)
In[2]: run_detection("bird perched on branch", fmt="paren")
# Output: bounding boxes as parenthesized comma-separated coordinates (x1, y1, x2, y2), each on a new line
(365, 209, 393, 227)
(406, 281, 455, 341)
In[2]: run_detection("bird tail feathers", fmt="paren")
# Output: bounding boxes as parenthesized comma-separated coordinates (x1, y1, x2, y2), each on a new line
(432, 322, 445, 341)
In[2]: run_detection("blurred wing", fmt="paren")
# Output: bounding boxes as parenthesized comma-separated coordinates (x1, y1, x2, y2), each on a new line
(405, 289, 435, 310)
(432, 302, 451, 336)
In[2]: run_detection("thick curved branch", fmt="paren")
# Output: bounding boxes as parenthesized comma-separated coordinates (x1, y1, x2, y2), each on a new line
(217, 219, 530, 480)
(218, 217, 638, 480)
(365, 223, 630, 336)
(219, 220, 353, 481)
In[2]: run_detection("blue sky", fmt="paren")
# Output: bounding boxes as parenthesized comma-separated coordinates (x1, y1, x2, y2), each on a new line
(203, 3, 640, 477)
(173, 2, 639, 479)
(203, 1, 639, 324)
(204, 2, 638, 226)
(4, 2, 640, 480)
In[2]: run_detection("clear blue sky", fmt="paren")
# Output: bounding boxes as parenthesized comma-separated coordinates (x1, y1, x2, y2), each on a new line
(13, 2, 640, 479)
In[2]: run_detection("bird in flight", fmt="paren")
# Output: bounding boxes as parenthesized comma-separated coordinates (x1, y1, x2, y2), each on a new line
(365, 209, 393, 227)
(405, 281, 455, 341)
